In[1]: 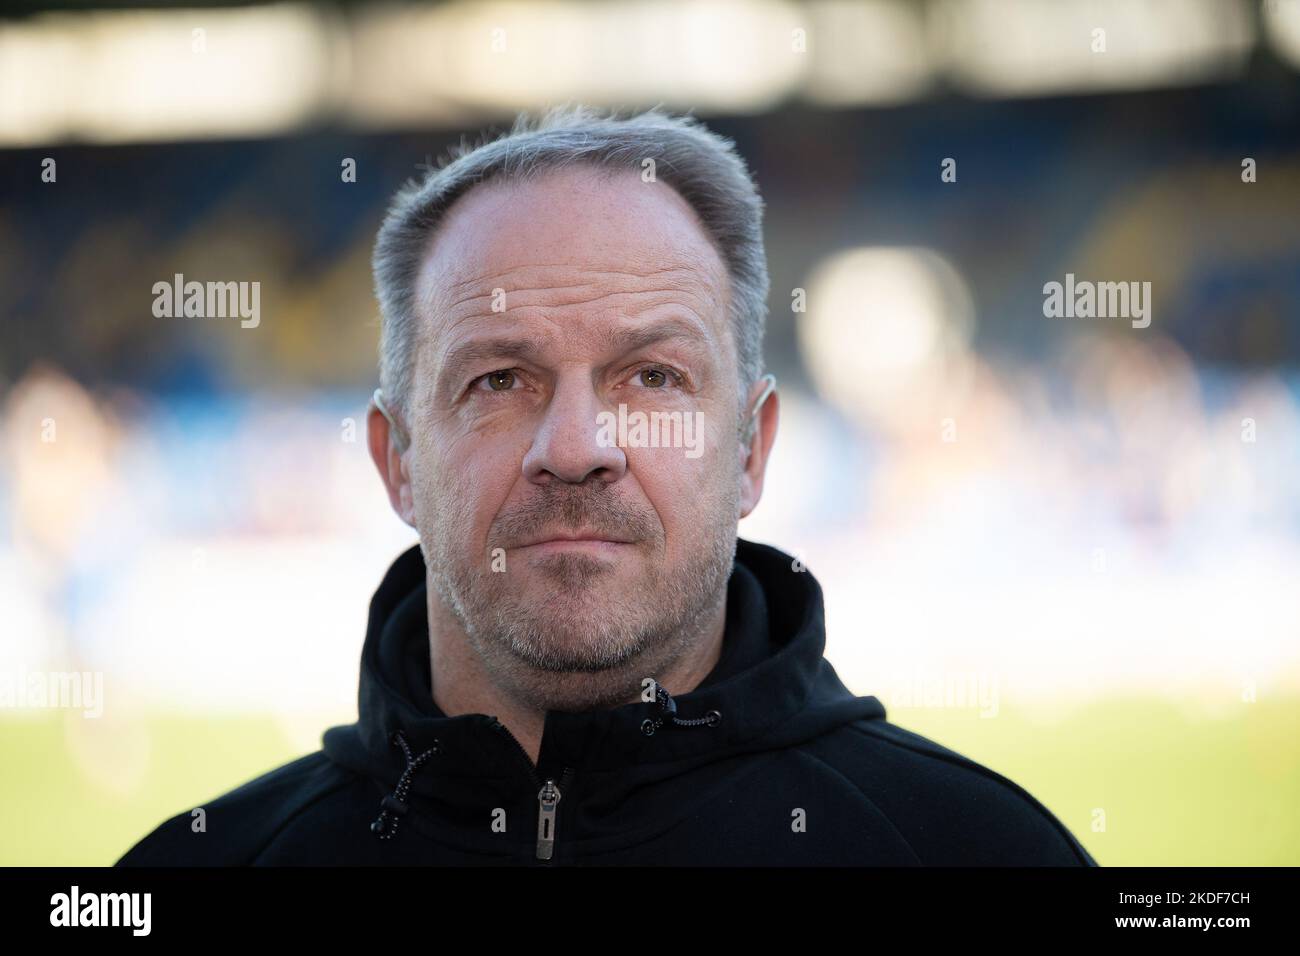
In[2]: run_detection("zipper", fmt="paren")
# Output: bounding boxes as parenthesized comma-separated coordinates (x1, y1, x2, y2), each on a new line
(488, 717, 576, 863)
(535, 767, 575, 862)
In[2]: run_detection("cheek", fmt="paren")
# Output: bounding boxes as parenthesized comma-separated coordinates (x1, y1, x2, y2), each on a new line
(419, 432, 522, 541)
(628, 438, 736, 538)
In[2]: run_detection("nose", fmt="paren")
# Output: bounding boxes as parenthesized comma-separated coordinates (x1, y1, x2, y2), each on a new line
(521, 376, 627, 485)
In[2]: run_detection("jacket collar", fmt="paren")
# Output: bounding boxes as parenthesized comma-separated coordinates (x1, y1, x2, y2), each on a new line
(323, 537, 882, 799)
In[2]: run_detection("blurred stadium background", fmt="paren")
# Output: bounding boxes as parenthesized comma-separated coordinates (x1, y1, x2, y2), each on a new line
(2, 0, 1298, 865)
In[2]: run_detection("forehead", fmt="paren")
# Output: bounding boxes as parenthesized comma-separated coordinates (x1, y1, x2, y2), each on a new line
(412, 165, 731, 349)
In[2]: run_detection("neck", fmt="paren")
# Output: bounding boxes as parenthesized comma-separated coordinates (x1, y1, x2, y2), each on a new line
(424, 587, 729, 766)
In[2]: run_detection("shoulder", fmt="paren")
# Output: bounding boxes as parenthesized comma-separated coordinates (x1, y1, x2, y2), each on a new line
(115, 751, 361, 866)
(802, 718, 1098, 866)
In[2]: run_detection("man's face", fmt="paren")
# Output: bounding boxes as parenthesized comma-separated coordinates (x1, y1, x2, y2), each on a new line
(385, 165, 761, 709)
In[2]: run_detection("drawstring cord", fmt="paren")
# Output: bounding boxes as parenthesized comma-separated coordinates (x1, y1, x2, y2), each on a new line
(641, 684, 722, 736)
(371, 729, 439, 840)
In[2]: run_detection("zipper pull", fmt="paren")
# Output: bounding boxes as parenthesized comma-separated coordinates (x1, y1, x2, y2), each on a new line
(536, 778, 562, 861)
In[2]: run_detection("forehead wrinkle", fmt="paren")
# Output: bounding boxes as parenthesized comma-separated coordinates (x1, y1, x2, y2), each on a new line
(431, 280, 723, 351)
(444, 261, 715, 294)
(439, 264, 721, 315)
(493, 289, 716, 321)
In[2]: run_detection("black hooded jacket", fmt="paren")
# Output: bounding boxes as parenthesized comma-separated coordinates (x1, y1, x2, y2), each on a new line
(116, 538, 1098, 866)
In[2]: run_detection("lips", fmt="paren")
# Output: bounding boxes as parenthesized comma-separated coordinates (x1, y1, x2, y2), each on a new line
(515, 529, 635, 548)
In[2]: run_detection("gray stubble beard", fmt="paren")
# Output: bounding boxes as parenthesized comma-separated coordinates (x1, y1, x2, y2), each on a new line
(424, 480, 740, 713)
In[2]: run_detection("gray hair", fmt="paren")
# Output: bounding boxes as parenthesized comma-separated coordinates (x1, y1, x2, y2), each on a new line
(371, 103, 769, 420)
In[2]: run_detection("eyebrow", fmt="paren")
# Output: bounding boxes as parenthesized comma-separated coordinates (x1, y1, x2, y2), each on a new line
(435, 316, 714, 397)
(439, 338, 543, 384)
(600, 316, 713, 356)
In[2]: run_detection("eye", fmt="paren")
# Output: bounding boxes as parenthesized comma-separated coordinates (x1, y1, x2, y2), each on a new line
(636, 366, 681, 388)
(474, 369, 518, 392)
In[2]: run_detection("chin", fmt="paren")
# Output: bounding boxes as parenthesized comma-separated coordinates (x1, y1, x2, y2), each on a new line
(504, 617, 650, 675)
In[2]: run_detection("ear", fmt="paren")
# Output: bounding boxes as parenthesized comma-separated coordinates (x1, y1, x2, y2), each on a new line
(367, 400, 416, 527)
(738, 379, 779, 519)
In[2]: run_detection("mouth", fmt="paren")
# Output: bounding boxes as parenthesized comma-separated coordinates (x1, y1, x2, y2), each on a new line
(513, 530, 636, 556)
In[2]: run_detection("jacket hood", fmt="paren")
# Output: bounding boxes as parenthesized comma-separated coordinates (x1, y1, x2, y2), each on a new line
(322, 536, 886, 850)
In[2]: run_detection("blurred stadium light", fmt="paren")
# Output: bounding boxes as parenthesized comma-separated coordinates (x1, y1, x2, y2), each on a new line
(345, 0, 805, 123)
(0, 4, 334, 145)
(935, 0, 1257, 97)
(1265, 0, 1300, 67)
(798, 246, 977, 431)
